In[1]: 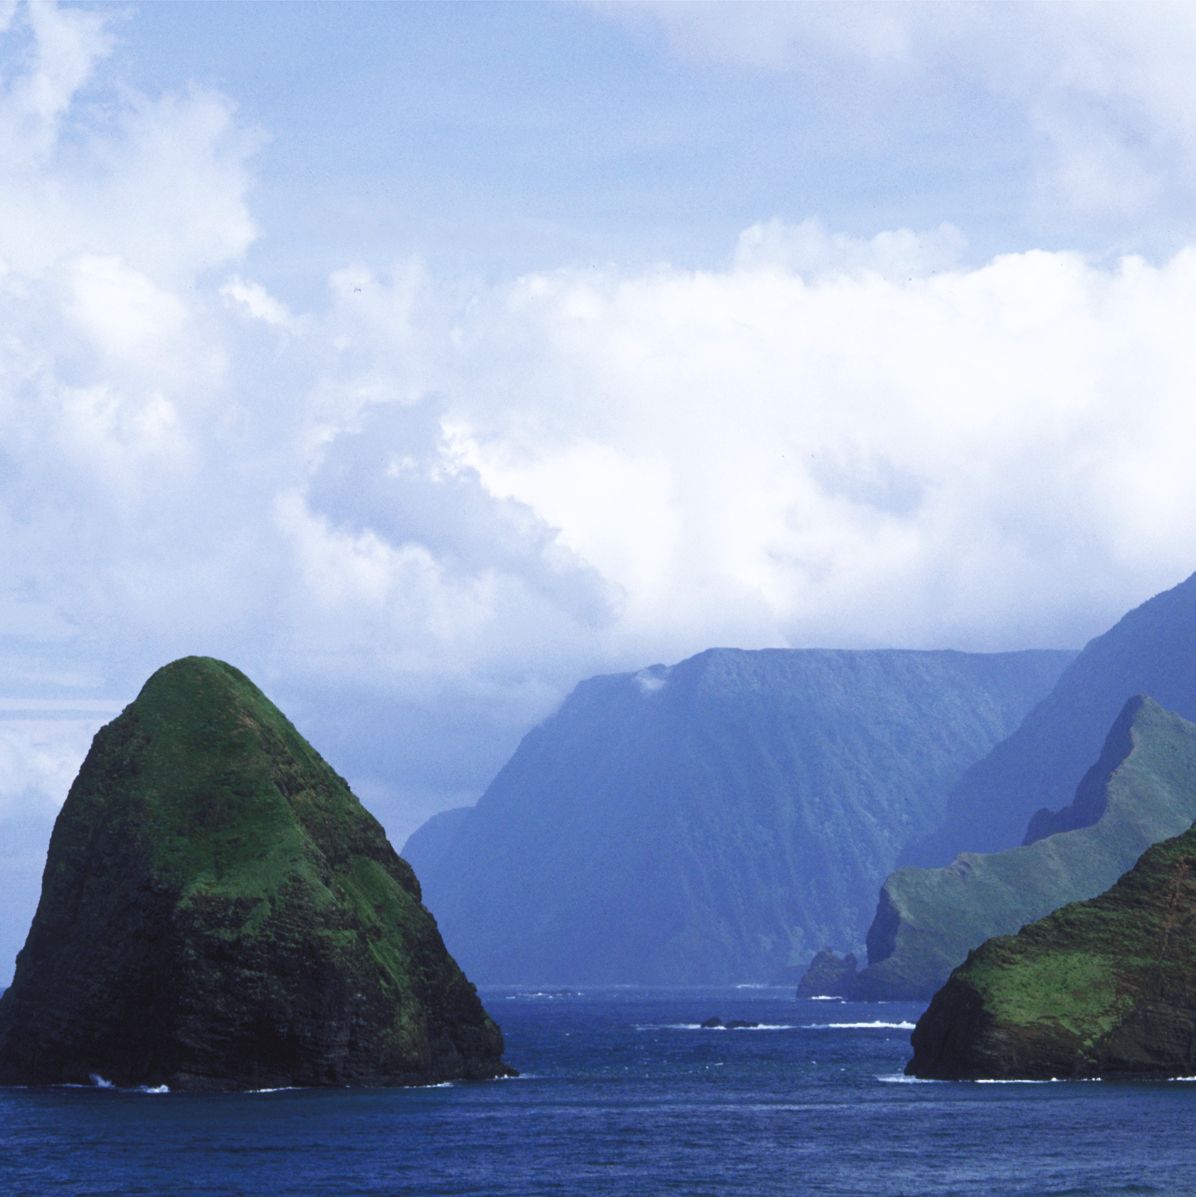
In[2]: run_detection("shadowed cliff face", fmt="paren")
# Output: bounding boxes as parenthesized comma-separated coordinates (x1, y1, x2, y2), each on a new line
(855, 697, 1196, 999)
(0, 657, 509, 1091)
(908, 811, 1196, 1080)
(409, 646, 1072, 986)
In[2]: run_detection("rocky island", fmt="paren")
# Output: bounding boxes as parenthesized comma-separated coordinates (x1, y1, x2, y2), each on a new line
(0, 657, 510, 1091)
(907, 811, 1196, 1080)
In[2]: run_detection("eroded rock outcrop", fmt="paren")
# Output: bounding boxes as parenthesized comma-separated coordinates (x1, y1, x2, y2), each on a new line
(796, 949, 858, 998)
(0, 657, 510, 1090)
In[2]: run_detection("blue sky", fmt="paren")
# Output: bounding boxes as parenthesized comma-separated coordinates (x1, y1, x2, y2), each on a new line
(4, 0, 1196, 978)
(98, 1, 1118, 286)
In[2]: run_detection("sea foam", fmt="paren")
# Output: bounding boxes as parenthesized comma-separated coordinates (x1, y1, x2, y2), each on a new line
(802, 1021, 916, 1030)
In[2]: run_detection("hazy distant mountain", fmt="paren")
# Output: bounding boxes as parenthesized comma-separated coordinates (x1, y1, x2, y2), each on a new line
(402, 807, 472, 878)
(909, 571, 1196, 865)
(408, 647, 1072, 985)
(854, 696, 1196, 999)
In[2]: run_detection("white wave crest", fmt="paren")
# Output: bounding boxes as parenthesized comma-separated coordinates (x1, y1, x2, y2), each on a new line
(802, 1021, 916, 1030)
(635, 1023, 797, 1031)
(89, 1073, 115, 1089)
(975, 1076, 1099, 1084)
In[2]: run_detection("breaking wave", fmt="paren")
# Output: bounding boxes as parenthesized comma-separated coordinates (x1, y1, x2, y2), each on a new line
(802, 1021, 916, 1030)
(635, 1023, 798, 1032)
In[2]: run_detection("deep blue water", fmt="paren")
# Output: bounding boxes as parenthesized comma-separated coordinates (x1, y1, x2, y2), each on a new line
(2, 988, 1195, 1195)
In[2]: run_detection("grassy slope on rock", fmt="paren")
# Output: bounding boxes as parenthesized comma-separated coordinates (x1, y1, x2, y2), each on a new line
(0, 657, 506, 1089)
(909, 821, 1196, 1078)
(858, 697, 1196, 999)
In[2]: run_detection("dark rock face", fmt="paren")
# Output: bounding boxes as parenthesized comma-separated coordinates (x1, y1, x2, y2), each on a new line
(910, 570, 1196, 865)
(908, 813, 1196, 1080)
(413, 647, 1071, 985)
(796, 949, 858, 998)
(854, 697, 1196, 999)
(0, 657, 510, 1091)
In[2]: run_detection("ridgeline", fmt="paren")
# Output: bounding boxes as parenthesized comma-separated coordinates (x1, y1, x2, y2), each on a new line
(853, 696, 1196, 998)
(409, 647, 1071, 985)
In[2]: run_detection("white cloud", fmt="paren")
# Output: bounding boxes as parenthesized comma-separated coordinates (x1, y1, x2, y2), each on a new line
(440, 241, 1196, 654)
(5, 0, 1196, 850)
(221, 276, 301, 333)
(0, 0, 111, 163)
(67, 253, 189, 366)
(733, 218, 966, 280)
(0, 715, 106, 816)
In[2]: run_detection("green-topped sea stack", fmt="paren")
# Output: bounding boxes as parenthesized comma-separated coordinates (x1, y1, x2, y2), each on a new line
(908, 812, 1196, 1080)
(0, 657, 510, 1090)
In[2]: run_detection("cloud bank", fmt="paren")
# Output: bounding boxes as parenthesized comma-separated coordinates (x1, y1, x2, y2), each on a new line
(3, 1, 1196, 851)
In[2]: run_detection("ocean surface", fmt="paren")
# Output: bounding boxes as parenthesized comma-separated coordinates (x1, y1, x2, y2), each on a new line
(2, 987, 1195, 1195)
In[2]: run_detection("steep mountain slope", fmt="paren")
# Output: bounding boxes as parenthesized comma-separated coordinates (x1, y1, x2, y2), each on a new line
(402, 806, 472, 877)
(908, 812, 1196, 1080)
(910, 571, 1196, 864)
(413, 647, 1072, 985)
(0, 657, 509, 1090)
(854, 697, 1196, 998)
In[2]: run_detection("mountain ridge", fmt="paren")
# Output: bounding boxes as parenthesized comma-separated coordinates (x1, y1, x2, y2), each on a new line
(411, 646, 1073, 985)
(909, 571, 1196, 865)
(852, 695, 1196, 998)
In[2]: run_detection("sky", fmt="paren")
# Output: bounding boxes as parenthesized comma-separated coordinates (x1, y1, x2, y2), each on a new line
(5, 0, 1196, 979)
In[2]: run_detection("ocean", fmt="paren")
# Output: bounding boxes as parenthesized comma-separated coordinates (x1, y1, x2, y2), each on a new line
(1, 987, 1194, 1195)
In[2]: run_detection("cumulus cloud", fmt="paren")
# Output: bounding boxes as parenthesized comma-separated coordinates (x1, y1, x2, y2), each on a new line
(733, 218, 966, 280)
(442, 242, 1196, 656)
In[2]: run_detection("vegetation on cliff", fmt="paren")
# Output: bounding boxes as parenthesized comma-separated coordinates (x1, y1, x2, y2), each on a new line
(855, 697, 1196, 998)
(0, 657, 509, 1090)
(908, 805, 1196, 1079)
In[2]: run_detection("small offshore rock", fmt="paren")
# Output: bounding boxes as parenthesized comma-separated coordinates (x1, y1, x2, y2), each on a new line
(796, 949, 859, 999)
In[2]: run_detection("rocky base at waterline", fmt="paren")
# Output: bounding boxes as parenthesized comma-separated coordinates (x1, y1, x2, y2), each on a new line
(907, 814, 1196, 1080)
(0, 657, 511, 1091)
